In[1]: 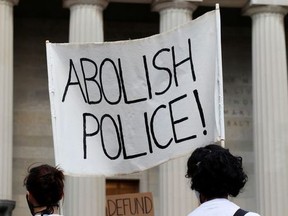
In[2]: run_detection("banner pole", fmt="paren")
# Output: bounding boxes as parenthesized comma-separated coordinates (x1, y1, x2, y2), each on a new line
(215, 4, 225, 148)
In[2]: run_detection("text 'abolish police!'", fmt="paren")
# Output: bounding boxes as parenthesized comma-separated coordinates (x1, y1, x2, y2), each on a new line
(61, 38, 207, 160)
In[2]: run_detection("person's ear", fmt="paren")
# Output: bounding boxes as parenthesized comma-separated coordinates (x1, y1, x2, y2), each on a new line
(26, 191, 31, 201)
(26, 191, 38, 205)
(199, 194, 207, 204)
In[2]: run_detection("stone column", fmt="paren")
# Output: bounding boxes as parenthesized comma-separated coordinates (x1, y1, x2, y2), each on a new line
(64, 0, 108, 43)
(0, 0, 18, 215)
(152, 1, 199, 215)
(62, 1, 108, 215)
(152, 0, 197, 32)
(245, 4, 288, 216)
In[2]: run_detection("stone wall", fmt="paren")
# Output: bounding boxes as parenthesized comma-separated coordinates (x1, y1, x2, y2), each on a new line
(11, 7, 256, 216)
(13, 17, 69, 216)
(222, 26, 256, 211)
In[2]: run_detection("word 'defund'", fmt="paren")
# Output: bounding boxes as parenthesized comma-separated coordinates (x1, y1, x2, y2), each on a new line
(106, 192, 154, 216)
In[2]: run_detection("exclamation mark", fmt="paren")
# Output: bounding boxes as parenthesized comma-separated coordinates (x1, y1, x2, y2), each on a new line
(193, 90, 207, 135)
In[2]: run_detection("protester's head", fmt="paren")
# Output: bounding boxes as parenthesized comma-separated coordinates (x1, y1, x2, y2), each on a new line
(24, 164, 64, 215)
(186, 144, 247, 202)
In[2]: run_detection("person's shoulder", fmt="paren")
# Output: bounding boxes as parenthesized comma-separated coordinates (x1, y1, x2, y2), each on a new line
(246, 212, 261, 216)
(187, 211, 196, 216)
(186, 208, 202, 216)
(37, 214, 62, 216)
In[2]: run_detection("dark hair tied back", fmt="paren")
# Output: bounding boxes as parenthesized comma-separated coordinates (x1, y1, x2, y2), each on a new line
(24, 164, 65, 207)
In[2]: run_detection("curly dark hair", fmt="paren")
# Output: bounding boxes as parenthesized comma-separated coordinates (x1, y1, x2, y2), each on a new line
(186, 144, 247, 199)
(24, 164, 64, 208)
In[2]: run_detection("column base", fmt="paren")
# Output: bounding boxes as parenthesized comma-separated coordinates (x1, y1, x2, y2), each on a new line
(0, 200, 16, 216)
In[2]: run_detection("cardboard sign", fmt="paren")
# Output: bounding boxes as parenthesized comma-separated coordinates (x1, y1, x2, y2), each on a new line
(46, 8, 224, 176)
(106, 192, 154, 216)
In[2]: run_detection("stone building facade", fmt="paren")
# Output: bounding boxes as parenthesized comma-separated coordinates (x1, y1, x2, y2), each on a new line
(0, 0, 288, 216)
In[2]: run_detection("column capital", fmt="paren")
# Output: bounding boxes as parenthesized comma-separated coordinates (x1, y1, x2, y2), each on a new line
(0, 0, 19, 6)
(248, 0, 288, 7)
(244, 4, 288, 16)
(152, 0, 198, 12)
(63, 0, 108, 9)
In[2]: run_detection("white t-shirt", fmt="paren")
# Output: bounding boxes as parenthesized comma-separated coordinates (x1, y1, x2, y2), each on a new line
(36, 214, 62, 216)
(187, 198, 261, 216)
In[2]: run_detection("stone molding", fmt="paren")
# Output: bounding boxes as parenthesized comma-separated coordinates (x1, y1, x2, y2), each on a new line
(244, 4, 288, 16)
(63, 0, 108, 9)
(152, 0, 198, 12)
(249, 0, 288, 6)
(0, 0, 19, 6)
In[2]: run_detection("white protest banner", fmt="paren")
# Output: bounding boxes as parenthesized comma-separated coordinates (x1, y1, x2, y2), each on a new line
(46, 7, 224, 176)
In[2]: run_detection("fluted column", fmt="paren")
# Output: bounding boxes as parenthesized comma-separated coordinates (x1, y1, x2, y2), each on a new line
(64, 176, 105, 216)
(0, 0, 18, 215)
(245, 4, 288, 216)
(63, 0, 108, 215)
(152, 1, 198, 215)
(152, 0, 197, 32)
(64, 0, 108, 42)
